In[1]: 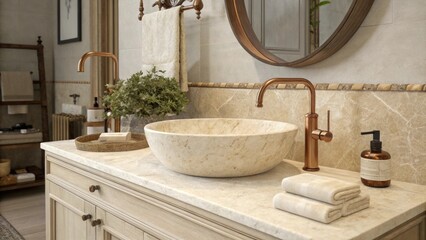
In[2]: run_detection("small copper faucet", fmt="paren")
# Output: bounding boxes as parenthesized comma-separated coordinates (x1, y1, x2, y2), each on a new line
(77, 51, 119, 81)
(77, 51, 120, 132)
(256, 78, 333, 171)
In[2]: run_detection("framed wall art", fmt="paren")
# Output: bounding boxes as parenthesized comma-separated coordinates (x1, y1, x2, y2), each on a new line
(58, 0, 82, 44)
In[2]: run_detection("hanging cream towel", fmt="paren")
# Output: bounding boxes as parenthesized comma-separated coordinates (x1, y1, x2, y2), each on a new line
(0, 71, 33, 114)
(141, 7, 188, 92)
(282, 173, 361, 205)
(342, 193, 370, 216)
(273, 192, 343, 223)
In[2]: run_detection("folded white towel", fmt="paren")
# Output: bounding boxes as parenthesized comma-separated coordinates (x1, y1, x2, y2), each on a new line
(282, 173, 360, 205)
(1, 71, 33, 114)
(342, 193, 370, 216)
(15, 173, 36, 183)
(273, 192, 342, 223)
(141, 7, 188, 92)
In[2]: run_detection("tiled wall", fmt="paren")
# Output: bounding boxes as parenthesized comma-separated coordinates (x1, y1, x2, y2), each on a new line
(186, 85, 426, 185)
(120, 0, 426, 84)
(53, 0, 91, 113)
(119, 0, 426, 184)
(193, 0, 426, 84)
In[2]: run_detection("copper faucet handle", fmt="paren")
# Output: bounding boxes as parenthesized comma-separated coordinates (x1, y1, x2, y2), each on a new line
(312, 110, 333, 142)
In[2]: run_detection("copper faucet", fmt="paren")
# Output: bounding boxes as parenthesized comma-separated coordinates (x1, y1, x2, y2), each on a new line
(77, 51, 119, 81)
(77, 51, 120, 132)
(256, 78, 333, 171)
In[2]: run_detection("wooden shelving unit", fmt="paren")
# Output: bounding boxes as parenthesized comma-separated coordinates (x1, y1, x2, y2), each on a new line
(0, 36, 49, 191)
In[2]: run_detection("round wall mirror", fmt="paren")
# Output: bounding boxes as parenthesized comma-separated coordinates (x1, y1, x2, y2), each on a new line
(225, 0, 374, 67)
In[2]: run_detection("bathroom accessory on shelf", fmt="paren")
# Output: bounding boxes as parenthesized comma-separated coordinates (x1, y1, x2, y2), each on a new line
(256, 78, 333, 171)
(138, 0, 204, 20)
(0, 159, 11, 177)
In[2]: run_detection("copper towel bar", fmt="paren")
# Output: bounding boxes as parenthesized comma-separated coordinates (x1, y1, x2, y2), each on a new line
(138, 0, 204, 21)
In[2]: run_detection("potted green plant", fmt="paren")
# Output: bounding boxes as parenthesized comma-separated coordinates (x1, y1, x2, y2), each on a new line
(103, 67, 189, 132)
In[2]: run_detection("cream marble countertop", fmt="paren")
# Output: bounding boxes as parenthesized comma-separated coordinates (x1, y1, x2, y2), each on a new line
(41, 140, 426, 240)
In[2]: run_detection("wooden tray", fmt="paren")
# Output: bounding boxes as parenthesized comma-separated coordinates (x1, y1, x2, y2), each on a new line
(75, 133, 149, 152)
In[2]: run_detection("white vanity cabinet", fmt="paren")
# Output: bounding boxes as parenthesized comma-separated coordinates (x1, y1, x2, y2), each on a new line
(46, 160, 159, 240)
(42, 141, 426, 240)
(47, 182, 96, 240)
(45, 153, 277, 240)
(47, 181, 157, 240)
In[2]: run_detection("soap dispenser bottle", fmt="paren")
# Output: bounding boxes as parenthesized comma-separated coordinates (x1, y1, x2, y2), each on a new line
(360, 130, 391, 188)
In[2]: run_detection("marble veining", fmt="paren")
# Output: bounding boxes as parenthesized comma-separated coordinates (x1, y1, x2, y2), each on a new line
(144, 118, 298, 177)
(41, 141, 426, 240)
(187, 88, 426, 185)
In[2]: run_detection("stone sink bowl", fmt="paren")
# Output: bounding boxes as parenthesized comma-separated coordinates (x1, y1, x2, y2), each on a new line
(144, 118, 298, 177)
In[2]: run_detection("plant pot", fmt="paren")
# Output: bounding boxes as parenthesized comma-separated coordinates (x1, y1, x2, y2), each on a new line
(120, 114, 180, 133)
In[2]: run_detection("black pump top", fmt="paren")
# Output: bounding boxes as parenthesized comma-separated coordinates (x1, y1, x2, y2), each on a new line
(94, 97, 99, 108)
(361, 130, 382, 153)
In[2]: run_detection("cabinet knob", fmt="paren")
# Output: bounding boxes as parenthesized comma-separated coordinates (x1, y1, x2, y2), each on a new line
(91, 219, 102, 227)
(81, 214, 92, 221)
(89, 185, 100, 192)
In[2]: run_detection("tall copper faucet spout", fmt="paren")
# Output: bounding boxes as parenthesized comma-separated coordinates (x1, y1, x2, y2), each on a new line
(77, 51, 119, 81)
(256, 78, 332, 172)
(256, 78, 316, 113)
(77, 51, 120, 132)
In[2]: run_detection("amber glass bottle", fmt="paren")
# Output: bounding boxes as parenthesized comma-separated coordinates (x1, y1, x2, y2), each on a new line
(360, 131, 391, 188)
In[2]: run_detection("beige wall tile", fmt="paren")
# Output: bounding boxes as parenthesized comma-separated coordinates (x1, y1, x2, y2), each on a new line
(394, 0, 426, 22)
(362, 0, 393, 26)
(54, 82, 91, 113)
(187, 88, 426, 185)
(118, 0, 426, 185)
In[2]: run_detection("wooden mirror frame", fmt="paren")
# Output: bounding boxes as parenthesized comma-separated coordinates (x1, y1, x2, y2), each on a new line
(225, 0, 374, 67)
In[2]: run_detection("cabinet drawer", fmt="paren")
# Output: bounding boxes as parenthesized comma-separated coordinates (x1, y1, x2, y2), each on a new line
(46, 154, 275, 240)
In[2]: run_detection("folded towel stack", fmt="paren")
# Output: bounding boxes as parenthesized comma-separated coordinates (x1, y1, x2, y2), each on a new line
(273, 173, 370, 223)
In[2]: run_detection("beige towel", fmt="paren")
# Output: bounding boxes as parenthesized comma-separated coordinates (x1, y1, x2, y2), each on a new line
(282, 173, 361, 205)
(141, 7, 188, 92)
(342, 193, 370, 216)
(273, 192, 342, 223)
(1, 71, 33, 114)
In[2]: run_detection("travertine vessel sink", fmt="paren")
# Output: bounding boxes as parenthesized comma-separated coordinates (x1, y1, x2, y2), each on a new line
(144, 118, 298, 177)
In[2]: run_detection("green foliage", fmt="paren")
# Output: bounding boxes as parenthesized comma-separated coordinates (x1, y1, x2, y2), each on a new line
(310, 0, 331, 28)
(103, 67, 189, 118)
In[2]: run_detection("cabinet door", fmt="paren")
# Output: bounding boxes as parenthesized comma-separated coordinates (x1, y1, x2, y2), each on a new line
(95, 207, 149, 240)
(47, 182, 96, 240)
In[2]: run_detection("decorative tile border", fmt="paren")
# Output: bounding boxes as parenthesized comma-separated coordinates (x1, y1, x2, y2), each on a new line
(49, 81, 425, 91)
(51, 80, 91, 84)
(188, 82, 426, 92)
